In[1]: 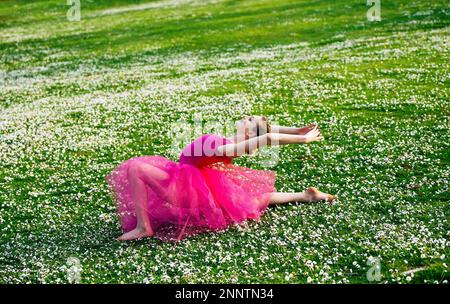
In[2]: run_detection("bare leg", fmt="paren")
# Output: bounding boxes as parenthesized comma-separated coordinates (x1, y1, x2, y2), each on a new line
(269, 187, 336, 205)
(118, 162, 169, 241)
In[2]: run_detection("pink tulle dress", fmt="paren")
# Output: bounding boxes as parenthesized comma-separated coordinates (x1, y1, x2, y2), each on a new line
(106, 134, 276, 242)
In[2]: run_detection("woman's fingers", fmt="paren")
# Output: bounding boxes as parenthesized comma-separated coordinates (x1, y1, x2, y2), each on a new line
(297, 124, 320, 135)
(308, 128, 320, 137)
(298, 124, 315, 134)
(305, 135, 324, 143)
(300, 125, 323, 143)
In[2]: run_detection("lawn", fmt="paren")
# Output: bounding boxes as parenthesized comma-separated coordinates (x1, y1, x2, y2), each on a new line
(0, 0, 449, 283)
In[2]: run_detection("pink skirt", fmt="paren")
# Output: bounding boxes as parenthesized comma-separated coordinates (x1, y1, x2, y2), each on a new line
(106, 156, 276, 242)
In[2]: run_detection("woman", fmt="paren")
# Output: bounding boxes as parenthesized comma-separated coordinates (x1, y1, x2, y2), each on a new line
(106, 116, 336, 242)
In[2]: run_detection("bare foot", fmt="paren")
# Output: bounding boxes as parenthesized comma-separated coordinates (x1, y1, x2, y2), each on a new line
(117, 226, 153, 241)
(305, 187, 337, 202)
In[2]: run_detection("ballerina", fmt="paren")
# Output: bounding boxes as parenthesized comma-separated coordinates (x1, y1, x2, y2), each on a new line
(106, 116, 336, 242)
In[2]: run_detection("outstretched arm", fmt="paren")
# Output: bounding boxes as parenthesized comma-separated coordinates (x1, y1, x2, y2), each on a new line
(271, 124, 318, 135)
(216, 128, 323, 157)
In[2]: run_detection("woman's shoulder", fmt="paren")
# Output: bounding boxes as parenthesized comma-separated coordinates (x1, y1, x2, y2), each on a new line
(181, 134, 229, 156)
(179, 134, 234, 164)
(187, 134, 233, 155)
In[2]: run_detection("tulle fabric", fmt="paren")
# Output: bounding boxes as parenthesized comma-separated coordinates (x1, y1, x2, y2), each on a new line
(106, 134, 276, 242)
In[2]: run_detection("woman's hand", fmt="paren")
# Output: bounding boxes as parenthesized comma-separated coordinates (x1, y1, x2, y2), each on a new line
(302, 126, 323, 143)
(296, 124, 318, 135)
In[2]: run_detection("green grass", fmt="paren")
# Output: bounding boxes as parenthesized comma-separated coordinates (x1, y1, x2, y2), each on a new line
(0, 0, 449, 283)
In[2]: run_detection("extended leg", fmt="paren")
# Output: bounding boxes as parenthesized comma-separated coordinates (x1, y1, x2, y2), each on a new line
(269, 187, 336, 205)
(118, 162, 169, 241)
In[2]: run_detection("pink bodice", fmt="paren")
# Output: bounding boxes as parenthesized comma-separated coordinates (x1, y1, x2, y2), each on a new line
(179, 134, 233, 167)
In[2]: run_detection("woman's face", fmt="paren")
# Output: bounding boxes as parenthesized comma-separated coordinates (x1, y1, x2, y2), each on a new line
(235, 116, 265, 139)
